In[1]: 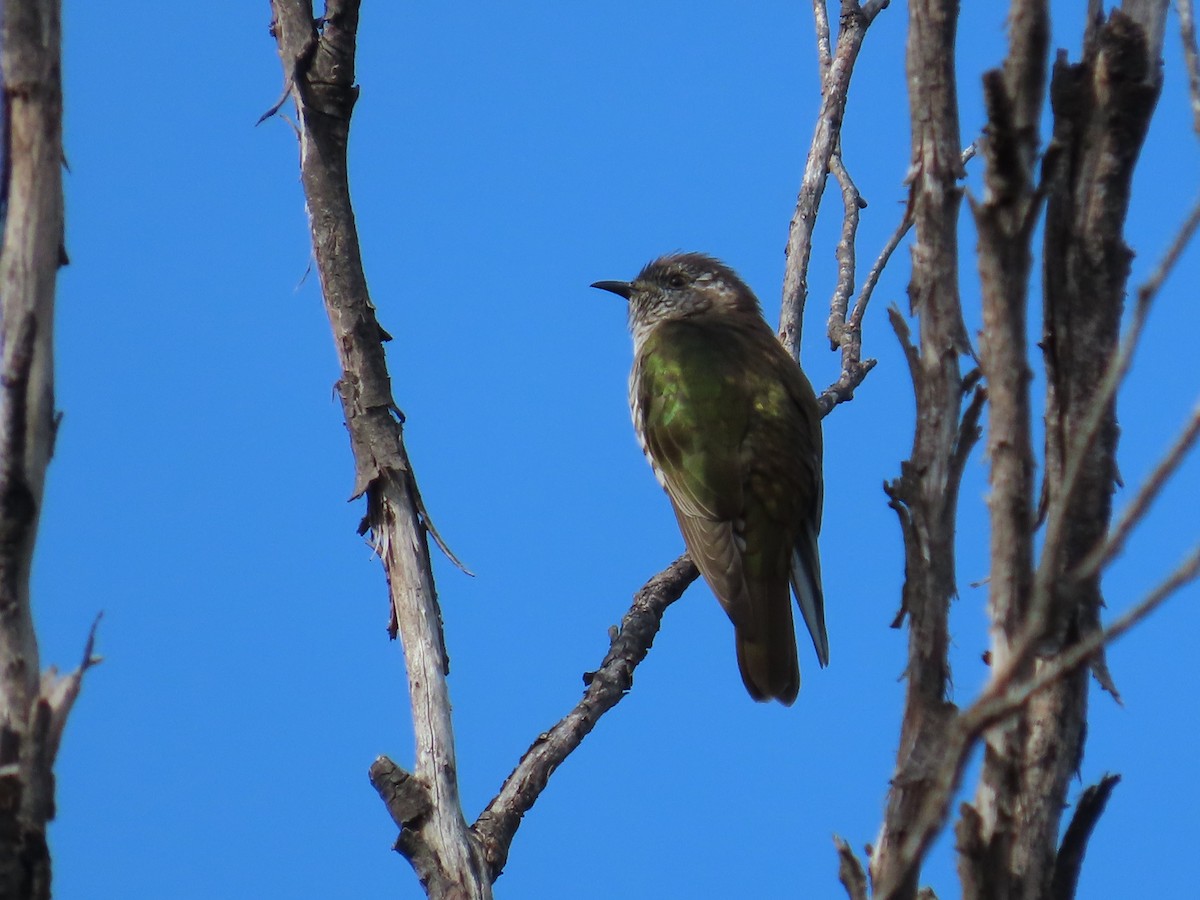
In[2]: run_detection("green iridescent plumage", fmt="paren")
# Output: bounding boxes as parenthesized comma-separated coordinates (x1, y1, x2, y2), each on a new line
(593, 253, 826, 705)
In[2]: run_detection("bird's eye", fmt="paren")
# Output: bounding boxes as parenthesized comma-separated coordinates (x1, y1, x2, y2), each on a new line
(667, 274, 687, 289)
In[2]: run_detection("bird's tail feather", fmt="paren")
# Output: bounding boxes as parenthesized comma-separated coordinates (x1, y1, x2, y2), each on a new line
(791, 522, 829, 667)
(734, 581, 801, 705)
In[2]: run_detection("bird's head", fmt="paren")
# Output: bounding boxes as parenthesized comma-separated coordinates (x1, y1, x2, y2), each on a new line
(591, 252, 762, 345)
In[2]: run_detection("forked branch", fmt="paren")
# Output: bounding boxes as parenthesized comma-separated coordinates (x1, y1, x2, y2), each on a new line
(265, 3, 490, 897)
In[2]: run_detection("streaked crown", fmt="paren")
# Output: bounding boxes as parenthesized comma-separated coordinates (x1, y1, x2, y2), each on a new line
(622, 253, 762, 347)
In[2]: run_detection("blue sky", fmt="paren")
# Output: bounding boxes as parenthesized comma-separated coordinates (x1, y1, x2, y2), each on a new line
(37, 2, 1199, 897)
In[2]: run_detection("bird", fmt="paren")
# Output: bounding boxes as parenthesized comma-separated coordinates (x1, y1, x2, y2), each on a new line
(591, 252, 826, 705)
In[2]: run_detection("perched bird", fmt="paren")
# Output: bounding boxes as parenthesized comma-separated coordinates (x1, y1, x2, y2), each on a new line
(592, 253, 826, 705)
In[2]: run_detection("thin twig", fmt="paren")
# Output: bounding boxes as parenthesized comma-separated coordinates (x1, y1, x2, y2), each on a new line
(1076, 398, 1200, 579)
(780, 0, 882, 361)
(472, 556, 699, 876)
(813, 0, 833, 78)
(853, 142, 976, 329)
(37, 614, 102, 772)
(255, 73, 296, 126)
(1135, 196, 1200, 302)
(855, 204, 913, 324)
(818, 141, 976, 416)
(816, 358, 879, 415)
(887, 305, 921, 383)
(827, 149, 862, 349)
(816, 146, 876, 413)
(408, 462, 475, 577)
(969, 543, 1200, 733)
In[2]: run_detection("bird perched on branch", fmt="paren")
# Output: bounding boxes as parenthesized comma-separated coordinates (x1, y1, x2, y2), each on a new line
(592, 253, 826, 705)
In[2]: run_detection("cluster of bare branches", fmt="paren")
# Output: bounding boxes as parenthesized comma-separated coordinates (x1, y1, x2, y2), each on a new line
(258, 1, 1198, 898)
(830, 1, 1200, 897)
(2, 0, 1196, 896)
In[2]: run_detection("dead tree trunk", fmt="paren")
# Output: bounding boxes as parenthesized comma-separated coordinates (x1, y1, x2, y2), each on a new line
(0, 2, 97, 897)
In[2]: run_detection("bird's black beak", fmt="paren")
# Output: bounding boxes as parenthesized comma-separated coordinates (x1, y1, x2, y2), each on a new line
(590, 280, 632, 300)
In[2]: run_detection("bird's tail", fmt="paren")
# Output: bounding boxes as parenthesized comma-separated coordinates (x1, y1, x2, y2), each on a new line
(734, 583, 801, 706)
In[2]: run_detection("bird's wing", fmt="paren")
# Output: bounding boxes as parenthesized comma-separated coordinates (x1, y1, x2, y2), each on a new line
(634, 323, 748, 522)
(634, 322, 752, 623)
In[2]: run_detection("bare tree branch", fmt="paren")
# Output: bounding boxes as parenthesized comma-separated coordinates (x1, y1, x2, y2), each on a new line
(931, 14, 1169, 893)
(817, 147, 878, 413)
(960, 1, 1048, 891)
(818, 141, 977, 418)
(1134, 194, 1200, 298)
(835, 835, 869, 900)
(870, 0, 968, 893)
(978, 189, 1200, 714)
(813, 0, 834, 77)
(1051, 774, 1122, 900)
(780, 0, 888, 362)
(265, 4, 490, 896)
(885, 306, 921, 388)
(0, 1, 90, 896)
(1034, 4, 1166, 657)
(1033, 194, 1200, 644)
(1124, 0, 1171, 62)
(473, 556, 698, 877)
(826, 150, 862, 350)
(856, 203, 915, 326)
